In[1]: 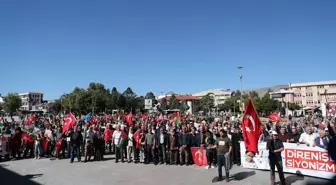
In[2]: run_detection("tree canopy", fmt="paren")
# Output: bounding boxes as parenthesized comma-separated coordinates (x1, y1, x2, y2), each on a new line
(3, 93, 22, 116)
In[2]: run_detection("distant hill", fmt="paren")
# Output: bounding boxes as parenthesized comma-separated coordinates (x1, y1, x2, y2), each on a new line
(242, 85, 287, 97)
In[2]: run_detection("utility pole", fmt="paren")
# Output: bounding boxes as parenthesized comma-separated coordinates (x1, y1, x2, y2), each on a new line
(238, 66, 243, 112)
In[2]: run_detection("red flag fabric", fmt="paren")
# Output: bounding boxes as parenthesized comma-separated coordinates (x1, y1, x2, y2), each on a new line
(55, 139, 63, 153)
(133, 130, 140, 149)
(62, 113, 77, 134)
(43, 135, 49, 151)
(172, 112, 181, 121)
(90, 115, 97, 124)
(267, 112, 281, 122)
(191, 147, 208, 166)
(156, 114, 163, 123)
(241, 99, 262, 154)
(125, 113, 133, 126)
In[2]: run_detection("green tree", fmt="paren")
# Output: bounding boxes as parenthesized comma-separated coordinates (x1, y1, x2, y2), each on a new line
(123, 87, 137, 113)
(159, 98, 169, 112)
(258, 92, 278, 114)
(168, 94, 180, 109)
(179, 101, 190, 113)
(288, 102, 301, 111)
(199, 94, 215, 113)
(3, 93, 22, 117)
(48, 100, 62, 114)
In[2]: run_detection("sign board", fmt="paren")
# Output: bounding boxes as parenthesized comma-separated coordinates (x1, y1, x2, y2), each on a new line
(240, 142, 335, 180)
(144, 99, 152, 110)
(271, 93, 284, 99)
(326, 95, 336, 103)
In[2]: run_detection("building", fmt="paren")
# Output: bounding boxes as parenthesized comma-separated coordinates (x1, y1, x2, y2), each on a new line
(270, 80, 336, 116)
(193, 89, 232, 106)
(156, 92, 198, 114)
(19, 92, 44, 111)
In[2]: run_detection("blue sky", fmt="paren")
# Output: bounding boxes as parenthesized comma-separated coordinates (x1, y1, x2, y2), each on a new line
(1, 0, 336, 99)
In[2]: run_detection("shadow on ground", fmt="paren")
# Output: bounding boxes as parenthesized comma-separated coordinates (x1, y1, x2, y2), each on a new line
(212, 171, 256, 183)
(0, 165, 42, 185)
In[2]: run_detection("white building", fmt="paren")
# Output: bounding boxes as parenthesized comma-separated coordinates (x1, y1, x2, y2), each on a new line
(193, 89, 233, 106)
(19, 92, 44, 111)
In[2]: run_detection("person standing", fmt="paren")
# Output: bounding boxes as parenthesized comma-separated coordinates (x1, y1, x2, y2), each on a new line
(112, 125, 123, 163)
(168, 128, 179, 165)
(127, 128, 135, 163)
(84, 126, 94, 162)
(44, 125, 54, 158)
(179, 126, 191, 166)
(145, 128, 155, 164)
(212, 129, 232, 182)
(104, 124, 113, 154)
(155, 126, 168, 164)
(68, 126, 83, 163)
(267, 131, 286, 185)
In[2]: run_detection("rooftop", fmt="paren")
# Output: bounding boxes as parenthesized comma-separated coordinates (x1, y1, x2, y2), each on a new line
(290, 80, 336, 87)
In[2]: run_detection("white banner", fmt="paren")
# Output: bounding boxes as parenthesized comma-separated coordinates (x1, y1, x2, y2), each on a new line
(240, 142, 335, 180)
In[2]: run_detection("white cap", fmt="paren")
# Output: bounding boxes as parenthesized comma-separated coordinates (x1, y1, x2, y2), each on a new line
(272, 131, 278, 135)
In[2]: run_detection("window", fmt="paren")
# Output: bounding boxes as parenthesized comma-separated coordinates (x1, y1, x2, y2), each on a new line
(318, 100, 321, 104)
(330, 84, 336, 88)
(317, 85, 324, 89)
(306, 93, 313, 97)
(295, 93, 301, 97)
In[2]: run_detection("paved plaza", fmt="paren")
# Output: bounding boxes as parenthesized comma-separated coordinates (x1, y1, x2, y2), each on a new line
(0, 154, 330, 185)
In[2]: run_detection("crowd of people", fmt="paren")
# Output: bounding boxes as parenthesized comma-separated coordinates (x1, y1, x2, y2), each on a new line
(0, 113, 336, 183)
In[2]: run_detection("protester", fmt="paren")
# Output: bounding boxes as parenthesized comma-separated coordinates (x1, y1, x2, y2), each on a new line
(313, 129, 329, 149)
(267, 131, 286, 185)
(213, 129, 232, 182)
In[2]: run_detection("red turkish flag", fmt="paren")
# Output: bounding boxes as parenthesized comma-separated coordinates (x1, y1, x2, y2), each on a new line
(267, 112, 281, 122)
(62, 113, 77, 133)
(191, 147, 208, 166)
(241, 99, 262, 154)
(125, 113, 133, 126)
(133, 130, 140, 149)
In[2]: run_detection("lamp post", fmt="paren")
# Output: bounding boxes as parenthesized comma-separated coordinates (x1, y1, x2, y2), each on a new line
(238, 66, 243, 112)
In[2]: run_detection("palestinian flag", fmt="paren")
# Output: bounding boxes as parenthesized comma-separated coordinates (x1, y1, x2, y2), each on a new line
(29, 133, 37, 141)
(174, 118, 181, 127)
(0, 117, 3, 127)
(119, 132, 128, 147)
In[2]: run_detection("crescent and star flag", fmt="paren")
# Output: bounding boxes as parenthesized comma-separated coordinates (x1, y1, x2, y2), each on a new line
(133, 130, 140, 149)
(125, 113, 133, 126)
(267, 112, 281, 122)
(241, 98, 262, 154)
(190, 147, 208, 166)
(62, 113, 77, 134)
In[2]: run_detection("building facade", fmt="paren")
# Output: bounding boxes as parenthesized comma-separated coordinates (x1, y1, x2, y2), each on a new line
(19, 92, 44, 111)
(276, 81, 336, 107)
(193, 89, 232, 106)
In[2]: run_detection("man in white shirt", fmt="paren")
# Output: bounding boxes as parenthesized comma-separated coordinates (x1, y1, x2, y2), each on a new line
(299, 126, 318, 147)
(112, 125, 123, 163)
(44, 125, 54, 157)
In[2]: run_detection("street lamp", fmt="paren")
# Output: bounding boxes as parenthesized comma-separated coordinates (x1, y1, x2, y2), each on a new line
(238, 66, 243, 112)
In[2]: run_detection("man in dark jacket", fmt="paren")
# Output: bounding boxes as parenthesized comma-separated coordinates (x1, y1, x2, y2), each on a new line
(68, 125, 83, 163)
(190, 127, 198, 147)
(196, 125, 206, 147)
(168, 128, 179, 165)
(155, 126, 168, 164)
(179, 126, 191, 166)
